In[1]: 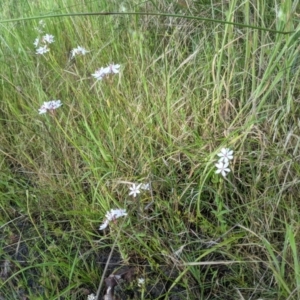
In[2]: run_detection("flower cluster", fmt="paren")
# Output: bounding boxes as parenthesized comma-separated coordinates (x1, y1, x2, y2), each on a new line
(71, 46, 89, 58)
(34, 33, 55, 55)
(215, 148, 233, 177)
(92, 64, 120, 81)
(99, 208, 128, 230)
(38, 100, 62, 114)
(98, 183, 151, 231)
(33, 22, 122, 82)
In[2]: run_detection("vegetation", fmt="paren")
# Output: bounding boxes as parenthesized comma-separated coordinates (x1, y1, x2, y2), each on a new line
(1, 0, 300, 299)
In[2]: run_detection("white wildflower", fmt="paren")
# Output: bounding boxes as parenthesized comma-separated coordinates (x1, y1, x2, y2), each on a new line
(215, 161, 230, 177)
(99, 208, 128, 230)
(38, 100, 62, 114)
(42, 34, 54, 44)
(138, 278, 145, 287)
(36, 45, 49, 55)
(129, 183, 142, 197)
(106, 208, 127, 220)
(87, 293, 96, 300)
(71, 46, 89, 58)
(108, 64, 120, 74)
(92, 67, 107, 80)
(92, 64, 121, 80)
(217, 148, 233, 163)
(140, 183, 150, 191)
(99, 220, 109, 231)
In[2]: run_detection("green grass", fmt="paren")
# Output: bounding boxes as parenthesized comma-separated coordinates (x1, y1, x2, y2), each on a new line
(1, 0, 300, 299)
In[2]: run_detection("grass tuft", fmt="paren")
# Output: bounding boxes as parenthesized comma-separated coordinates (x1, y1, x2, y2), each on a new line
(1, 0, 300, 299)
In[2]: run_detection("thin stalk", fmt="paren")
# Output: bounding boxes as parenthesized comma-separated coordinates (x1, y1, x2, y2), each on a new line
(0, 11, 294, 35)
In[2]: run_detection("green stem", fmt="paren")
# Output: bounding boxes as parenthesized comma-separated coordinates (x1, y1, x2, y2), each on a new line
(0, 11, 294, 35)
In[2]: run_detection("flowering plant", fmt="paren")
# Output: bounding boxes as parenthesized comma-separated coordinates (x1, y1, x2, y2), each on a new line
(92, 64, 121, 80)
(99, 208, 128, 230)
(71, 46, 89, 58)
(34, 33, 55, 55)
(215, 148, 233, 177)
(38, 100, 62, 114)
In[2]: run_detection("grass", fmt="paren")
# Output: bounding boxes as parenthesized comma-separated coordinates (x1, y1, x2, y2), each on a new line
(0, 0, 300, 299)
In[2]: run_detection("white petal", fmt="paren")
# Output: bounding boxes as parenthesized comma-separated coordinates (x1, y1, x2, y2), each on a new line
(221, 168, 230, 177)
(215, 162, 223, 169)
(222, 161, 229, 168)
(92, 68, 106, 80)
(105, 208, 127, 221)
(218, 157, 229, 164)
(138, 278, 145, 287)
(110, 208, 127, 218)
(99, 220, 109, 230)
(220, 148, 226, 153)
(111, 64, 120, 73)
(36, 45, 49, 55)
(102, 66, 111, 75)
(38, 108, 47, 114)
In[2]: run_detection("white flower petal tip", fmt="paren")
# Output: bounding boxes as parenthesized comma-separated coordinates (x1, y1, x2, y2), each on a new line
(99, 220, 109, 230)
(38, 100, 62, 114)
(92, 64, 121, 81)
(215, 161, 230, 177)
(217, 148, 234, 163)
(99, 208, 127, 230)
(129, 183, 142, 197)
